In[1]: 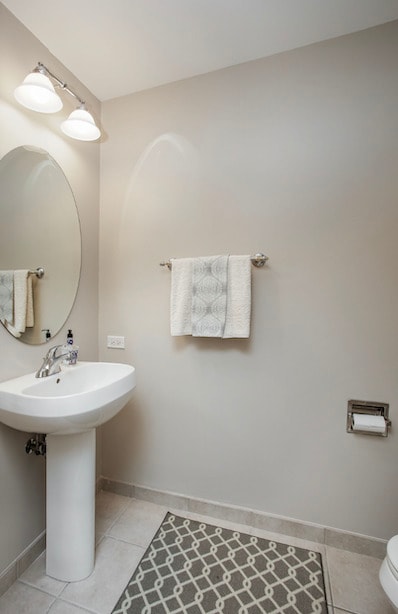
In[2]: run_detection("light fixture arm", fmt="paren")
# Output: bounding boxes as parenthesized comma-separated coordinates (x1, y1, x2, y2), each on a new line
(36, 62, 86, 107)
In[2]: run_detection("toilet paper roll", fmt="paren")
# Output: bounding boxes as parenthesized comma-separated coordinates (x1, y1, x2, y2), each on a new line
(352, 413, 386, 434)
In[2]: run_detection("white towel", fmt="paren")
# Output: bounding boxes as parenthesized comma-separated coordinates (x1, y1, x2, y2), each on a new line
(170, 258, 194, 336)
(192, 256, 228, 337)
(0, 271, 14, 323)
(5, 270, 34, 337)
(170, 255, 251, 338)
(223, 255, 251, 338)
(26, 274, 34, 327)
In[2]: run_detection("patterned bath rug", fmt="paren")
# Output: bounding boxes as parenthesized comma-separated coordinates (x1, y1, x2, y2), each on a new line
(112, 512, 327, 613)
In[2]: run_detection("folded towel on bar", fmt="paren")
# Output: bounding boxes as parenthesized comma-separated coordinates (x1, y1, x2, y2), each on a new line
(4, 270, 34, 337)
(224, 255, 251, 338)
(170, 255, 251, 338)
(0, 270, 14, 323)
(192, 255, 228, 337)
(170, 258, 194, 336)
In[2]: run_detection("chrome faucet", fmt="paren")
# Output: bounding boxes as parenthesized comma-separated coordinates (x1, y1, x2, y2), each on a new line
(35, 345, 71, 378)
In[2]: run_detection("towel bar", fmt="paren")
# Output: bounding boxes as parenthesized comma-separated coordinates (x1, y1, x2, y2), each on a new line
(160, 253, 268, 269)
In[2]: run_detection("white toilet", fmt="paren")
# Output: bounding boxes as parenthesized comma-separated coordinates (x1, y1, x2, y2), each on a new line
(380, 535, 398, 612)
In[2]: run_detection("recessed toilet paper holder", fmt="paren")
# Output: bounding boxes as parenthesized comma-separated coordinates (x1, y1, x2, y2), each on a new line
(347, 399, 391, 437)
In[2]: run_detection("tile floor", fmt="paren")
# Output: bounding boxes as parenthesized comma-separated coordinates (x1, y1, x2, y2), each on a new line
(0, 491, 394, 614)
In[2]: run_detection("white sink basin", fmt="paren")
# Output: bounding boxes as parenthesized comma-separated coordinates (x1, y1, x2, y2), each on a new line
(0, 360, 136, 582)
(0, 361, 136, 434)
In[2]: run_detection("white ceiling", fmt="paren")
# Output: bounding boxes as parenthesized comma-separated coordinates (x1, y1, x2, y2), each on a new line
(3, 0, 398, 101)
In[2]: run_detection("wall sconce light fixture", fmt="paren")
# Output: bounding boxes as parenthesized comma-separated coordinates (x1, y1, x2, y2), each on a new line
(14, 62, 101, 142)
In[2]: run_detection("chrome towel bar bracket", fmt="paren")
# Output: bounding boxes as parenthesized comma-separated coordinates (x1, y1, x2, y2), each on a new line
(29, 267, 45, 278)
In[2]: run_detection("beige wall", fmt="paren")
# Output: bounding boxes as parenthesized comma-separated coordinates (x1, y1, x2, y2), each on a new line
(0, 5, 100, 575)
(100, 20, 398, 540)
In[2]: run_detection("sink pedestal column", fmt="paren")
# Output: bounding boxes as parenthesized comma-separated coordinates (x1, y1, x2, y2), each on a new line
(46, 429, 95, 582)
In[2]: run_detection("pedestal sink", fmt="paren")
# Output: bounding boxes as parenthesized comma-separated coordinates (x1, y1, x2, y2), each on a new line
(0, 361, 136, 582)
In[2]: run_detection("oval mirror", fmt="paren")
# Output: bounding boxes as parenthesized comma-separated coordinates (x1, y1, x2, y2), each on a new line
(0, 146, 81, 344)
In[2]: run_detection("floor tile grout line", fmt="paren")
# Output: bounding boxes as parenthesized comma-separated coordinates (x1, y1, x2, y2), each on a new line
(96, 494, 137, 537)
(92, 494, 136, 551)
(103, 502, 168, 544)
(102, 531, 153, 551)
(5, 579, 58, 606)
(57, 579, 70, 600)
(54, 595, 99, 613)
(17, 575, 65, 599)
(55, 595, 102, 614)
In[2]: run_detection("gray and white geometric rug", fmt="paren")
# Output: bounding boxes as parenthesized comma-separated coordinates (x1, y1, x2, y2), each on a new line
(112, 513, 327, 613)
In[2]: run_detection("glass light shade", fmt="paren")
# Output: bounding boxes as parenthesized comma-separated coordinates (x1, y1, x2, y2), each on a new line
(61, 108, 101, 141)
(14, 72, 63, 113)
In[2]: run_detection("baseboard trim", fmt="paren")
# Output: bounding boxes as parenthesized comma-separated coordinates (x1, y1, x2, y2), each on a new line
(0, 531, 46, 598)
(100, 477, 387, 560)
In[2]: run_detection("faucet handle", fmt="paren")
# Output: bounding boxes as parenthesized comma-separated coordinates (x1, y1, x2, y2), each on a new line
(46, 344, 66, 358)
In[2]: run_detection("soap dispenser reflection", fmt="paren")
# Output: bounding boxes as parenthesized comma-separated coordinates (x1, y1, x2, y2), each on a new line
(42, 329, 51, 342)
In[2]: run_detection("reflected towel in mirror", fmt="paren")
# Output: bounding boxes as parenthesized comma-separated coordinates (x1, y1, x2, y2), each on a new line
(0, 271, 14, 323)
(3, 270, 34, 337)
